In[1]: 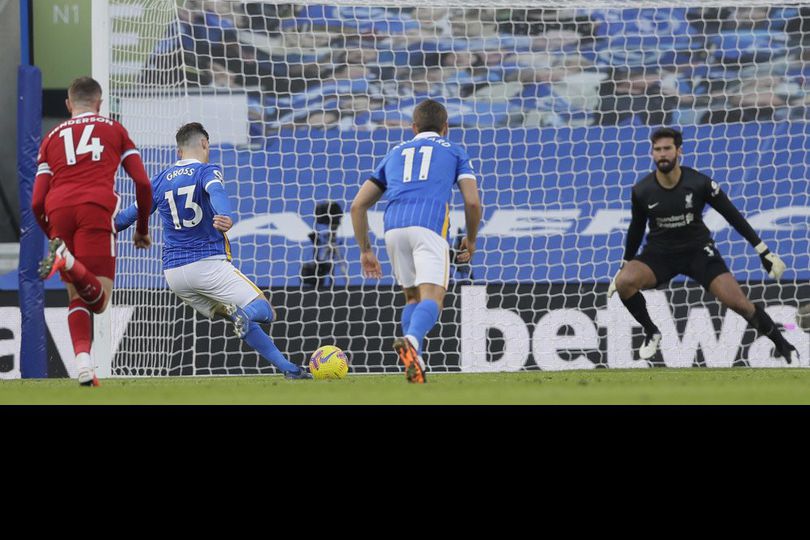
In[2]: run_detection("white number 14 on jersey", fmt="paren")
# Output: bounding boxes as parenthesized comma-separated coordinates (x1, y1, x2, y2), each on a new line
(59, 125, 104, 165)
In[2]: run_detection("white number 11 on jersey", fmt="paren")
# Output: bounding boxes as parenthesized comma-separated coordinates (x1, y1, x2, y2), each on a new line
(401, 146, 433, 182)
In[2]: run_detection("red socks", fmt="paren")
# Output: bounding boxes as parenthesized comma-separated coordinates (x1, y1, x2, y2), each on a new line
(68, 299, 92, 355)
(65, 259, 107, 313)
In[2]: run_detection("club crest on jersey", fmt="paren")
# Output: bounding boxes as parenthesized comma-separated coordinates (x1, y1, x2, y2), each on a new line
(685, 193, 693, 209)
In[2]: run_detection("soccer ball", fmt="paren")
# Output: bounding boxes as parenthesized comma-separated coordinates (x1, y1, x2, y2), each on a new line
(795, 304, 810, 331)
(309, 345, 349, 380)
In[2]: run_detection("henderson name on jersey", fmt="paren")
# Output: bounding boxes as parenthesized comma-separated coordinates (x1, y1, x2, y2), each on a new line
(37, 112, 140, 215)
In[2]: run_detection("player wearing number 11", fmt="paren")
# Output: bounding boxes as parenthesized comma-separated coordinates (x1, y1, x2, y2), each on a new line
(351, 99, 482, 383)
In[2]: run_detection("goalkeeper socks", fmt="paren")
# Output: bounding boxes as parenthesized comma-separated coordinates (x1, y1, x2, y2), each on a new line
(65, 258, 106, 312)
(747, 304, 786, 345)
(401, 302, 417, 337)
(243, 322, 299, 373)
(243, 298, 273, 323)
(68, 299, 92, 355)
(621, 292, 659, 336)
(405, 299, 441, 355)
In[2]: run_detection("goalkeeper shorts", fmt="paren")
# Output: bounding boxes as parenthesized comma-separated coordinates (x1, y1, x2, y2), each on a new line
(163, 257, 264, 319)
(384, 226, 450, 289)
(634, 242, 731, 290)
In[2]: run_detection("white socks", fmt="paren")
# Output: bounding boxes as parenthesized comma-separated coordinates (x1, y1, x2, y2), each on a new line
(58, 242, 75, 271)
(405, 335, 426, 370)
(75, 352, 92, 372)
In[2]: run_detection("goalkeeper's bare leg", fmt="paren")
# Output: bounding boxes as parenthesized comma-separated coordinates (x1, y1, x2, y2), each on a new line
(708, 273, 797, 364)
(614, 260, 661, 360)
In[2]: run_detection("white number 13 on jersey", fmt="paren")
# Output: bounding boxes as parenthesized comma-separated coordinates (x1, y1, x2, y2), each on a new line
(401, 146, 433, 182)
(165, 185, 203, 229)
(59, 125, 104, 165)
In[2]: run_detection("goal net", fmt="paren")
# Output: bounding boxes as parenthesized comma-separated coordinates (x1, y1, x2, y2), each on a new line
(106, 0, 810, 375)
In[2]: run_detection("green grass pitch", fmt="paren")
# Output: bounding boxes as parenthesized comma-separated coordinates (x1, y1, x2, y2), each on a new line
(2, 368, 810, 404)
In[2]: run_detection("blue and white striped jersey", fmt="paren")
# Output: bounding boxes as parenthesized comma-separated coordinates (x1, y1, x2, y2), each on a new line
(147, 159, 231, 269)
(370, 131, 475, 240)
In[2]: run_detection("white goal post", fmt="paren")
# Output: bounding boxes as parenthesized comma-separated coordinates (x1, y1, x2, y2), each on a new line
(97, 0, 810, 376)
(91, 0, 112, 378)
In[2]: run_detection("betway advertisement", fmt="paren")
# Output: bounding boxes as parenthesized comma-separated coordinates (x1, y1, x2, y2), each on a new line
(4, 123, 809, 377)
(2, 283, 807, 378)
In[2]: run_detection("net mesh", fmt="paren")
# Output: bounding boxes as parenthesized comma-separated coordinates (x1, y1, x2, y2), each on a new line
(108, 0, 810, 375)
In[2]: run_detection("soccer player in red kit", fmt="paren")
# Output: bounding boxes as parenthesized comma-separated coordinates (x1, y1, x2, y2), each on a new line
(32, 77, 153, 386)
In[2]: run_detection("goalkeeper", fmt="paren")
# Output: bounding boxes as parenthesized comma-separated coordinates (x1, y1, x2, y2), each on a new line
(608, 127, 797, 364)
(115, 123, 311, 379)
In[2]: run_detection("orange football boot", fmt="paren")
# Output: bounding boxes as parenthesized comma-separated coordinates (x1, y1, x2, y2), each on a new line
(393, 337, 426, 384)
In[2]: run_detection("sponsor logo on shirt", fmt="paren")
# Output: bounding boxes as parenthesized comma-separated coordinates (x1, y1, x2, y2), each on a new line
(655, 213, 694, 229)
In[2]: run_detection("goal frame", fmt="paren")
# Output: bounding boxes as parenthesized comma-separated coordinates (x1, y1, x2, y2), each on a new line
(90, 0, 810, 377)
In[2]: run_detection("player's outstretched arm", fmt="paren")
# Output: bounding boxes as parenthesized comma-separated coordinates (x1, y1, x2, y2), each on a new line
(122, 152, 153, 247)
(457, 178, 482, 263)
(351, 180, 384, 279)
(114, 204, 138, 233)
(707, 182, 786, 278)
(114, 202, 153, 249)
(114, 174, 159, 248)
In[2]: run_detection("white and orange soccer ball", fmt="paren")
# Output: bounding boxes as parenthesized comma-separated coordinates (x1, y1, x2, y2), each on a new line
(309, 345, 349, 380)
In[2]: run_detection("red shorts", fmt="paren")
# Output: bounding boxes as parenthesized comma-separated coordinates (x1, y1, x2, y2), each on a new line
(47, 203, 116, 281)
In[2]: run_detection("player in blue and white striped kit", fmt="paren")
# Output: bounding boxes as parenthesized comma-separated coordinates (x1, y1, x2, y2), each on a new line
(351, 99, 483, 383)
(115, 123, 311, 379)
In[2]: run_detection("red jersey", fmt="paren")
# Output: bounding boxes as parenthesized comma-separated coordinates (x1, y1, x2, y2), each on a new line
(36, 112, 140, 215)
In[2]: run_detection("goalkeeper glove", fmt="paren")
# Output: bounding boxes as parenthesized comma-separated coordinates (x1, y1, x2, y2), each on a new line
(755, 242, 786, 279)
(607, 260, 627, 299)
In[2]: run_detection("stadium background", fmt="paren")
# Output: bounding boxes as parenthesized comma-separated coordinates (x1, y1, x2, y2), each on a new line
(3, 1, 810, 377)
